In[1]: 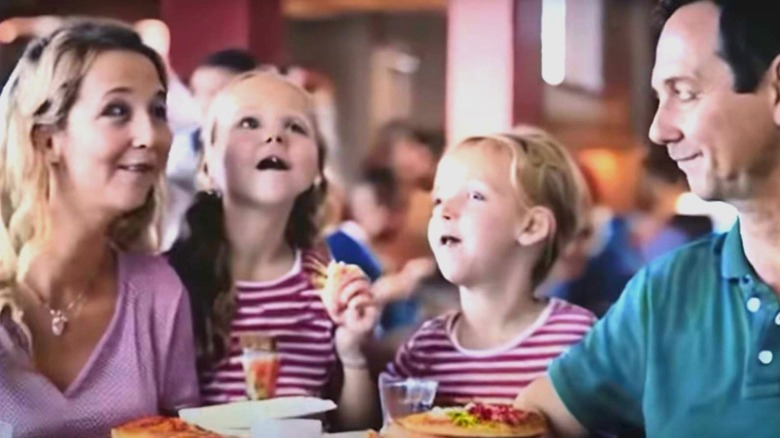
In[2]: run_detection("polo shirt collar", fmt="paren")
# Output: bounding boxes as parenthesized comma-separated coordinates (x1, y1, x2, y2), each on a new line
(721, 221, 753, 280)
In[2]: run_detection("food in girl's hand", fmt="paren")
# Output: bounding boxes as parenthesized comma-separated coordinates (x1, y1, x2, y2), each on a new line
(311, 260, 367, 315)
(111, 416, 224, 437)
(395, 403, 547, 437)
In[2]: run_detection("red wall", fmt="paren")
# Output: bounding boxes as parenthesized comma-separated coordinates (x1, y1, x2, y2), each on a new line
(162, 0, 249, 79)
(162, 0, 282, 79)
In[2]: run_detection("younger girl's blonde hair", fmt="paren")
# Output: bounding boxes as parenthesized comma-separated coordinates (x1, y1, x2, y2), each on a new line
(0, 19, 168, 345)
(453, 126, 591, 286)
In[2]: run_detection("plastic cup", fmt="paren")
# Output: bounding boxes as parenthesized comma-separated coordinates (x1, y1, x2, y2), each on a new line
(378, 373, 438, 425)
(241, 350, 281, 400)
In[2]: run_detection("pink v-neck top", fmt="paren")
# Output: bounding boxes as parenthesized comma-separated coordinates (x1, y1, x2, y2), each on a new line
(0, 253, 200, 438)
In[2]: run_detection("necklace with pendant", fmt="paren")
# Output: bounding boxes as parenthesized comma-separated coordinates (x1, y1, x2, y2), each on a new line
(40, 292, 87, 336)
(22, 255, 108, 336)
(22, 282, 92, 337)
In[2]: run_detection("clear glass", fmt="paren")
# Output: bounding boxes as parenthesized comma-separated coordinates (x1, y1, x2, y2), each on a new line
(378, 373, 438, 425)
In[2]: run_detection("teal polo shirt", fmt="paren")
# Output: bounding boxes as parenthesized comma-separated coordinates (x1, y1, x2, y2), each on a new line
(549, 223, 780, 437)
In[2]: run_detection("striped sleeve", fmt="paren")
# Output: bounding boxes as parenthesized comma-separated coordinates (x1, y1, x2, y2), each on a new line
(388, 336, 418, 379)
(386, 316, 449, 379)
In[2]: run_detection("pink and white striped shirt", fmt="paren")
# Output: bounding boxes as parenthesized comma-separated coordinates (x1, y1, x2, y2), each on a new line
(200, 250, 337, 404)
(387, 298, 596, 405)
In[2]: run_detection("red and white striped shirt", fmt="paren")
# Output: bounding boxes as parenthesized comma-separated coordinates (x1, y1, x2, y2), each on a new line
(200, 250, 337, 404)
(387, 298, 596, 405)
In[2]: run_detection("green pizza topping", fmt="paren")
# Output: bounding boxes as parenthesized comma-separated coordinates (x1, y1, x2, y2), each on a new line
(447, 410, 479, 427)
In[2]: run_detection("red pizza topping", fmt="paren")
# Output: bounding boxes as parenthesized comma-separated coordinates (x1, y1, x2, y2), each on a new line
(125, 416, 192, 431)
(466, 403, 530, 426)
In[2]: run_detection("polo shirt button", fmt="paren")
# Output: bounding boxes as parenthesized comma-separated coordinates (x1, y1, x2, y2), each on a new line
(758, 350, 774, 365)
(747, 297, 761, 313)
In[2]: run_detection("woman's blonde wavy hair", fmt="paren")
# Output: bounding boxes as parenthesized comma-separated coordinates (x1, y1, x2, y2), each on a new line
(454, 126, 592, 287)
(0, 18, 168, 344)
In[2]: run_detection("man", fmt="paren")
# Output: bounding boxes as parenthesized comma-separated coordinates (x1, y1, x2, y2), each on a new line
(515, 1, 780, 436)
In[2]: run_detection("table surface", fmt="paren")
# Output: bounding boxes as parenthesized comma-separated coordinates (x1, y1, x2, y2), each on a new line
(324, 432, 371, 437)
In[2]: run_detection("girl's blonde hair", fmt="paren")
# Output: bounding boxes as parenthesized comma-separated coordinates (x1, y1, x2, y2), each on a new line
(0, 19, 168, 343)
(454, 126, 591, 286)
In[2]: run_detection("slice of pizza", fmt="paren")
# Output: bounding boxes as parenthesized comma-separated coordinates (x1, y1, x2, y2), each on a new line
(396, 403, 547, 438)
(111, 416, 225, 438)
(311, 260, 366, 318)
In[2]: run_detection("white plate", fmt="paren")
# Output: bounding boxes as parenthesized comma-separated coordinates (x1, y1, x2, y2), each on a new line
(179, 396, 337, 434)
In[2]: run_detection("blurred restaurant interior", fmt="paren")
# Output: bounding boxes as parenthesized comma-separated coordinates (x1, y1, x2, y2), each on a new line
(0, 0, 737, 224)
(0, 0, 747, 436)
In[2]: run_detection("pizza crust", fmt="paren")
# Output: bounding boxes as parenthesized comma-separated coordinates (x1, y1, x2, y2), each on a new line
(111, 416, 224, 438)
(396, 410, 546, 438)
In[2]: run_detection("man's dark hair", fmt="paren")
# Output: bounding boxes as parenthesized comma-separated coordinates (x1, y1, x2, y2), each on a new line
(199, 48, 257, 74)
(658, 0, 780, 93)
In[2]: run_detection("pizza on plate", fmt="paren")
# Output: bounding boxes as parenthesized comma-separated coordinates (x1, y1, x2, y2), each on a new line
(394, 403, 547, 437)
(111, 416, 225, 438)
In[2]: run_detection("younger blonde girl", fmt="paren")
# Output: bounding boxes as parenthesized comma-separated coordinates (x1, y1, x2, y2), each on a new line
(387, 128, 597, 406)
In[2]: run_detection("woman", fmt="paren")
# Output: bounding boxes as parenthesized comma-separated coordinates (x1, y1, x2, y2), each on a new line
(0, 19, 199, 437)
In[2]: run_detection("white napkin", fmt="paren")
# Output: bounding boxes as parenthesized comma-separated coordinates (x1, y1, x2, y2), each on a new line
(179, 396, 337, 434)
(250, 419, 321, 438)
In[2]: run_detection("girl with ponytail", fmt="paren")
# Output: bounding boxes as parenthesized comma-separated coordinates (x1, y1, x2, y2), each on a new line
(168, 71, 379, 430)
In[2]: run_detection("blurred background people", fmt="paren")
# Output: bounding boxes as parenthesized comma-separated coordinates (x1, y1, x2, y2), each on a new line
(632, 146, 713, 261)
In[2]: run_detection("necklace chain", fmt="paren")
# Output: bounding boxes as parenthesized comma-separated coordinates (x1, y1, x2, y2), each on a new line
(20, 251, 110, 336)
(23, 275, 98, 337)
(39, 291, 87, 314)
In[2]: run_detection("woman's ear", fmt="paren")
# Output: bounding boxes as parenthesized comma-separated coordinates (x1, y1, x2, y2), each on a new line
(31, 124, 60, 164)
(516, 206, 556, 247)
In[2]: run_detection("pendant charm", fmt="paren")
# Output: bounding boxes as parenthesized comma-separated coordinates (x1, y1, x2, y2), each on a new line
(50, 310, 67, 336)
